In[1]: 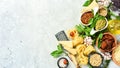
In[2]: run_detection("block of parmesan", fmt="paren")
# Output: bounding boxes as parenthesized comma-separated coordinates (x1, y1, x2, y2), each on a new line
(58, 41, 73, 48)
(72, 37, 84, 47)
(63, 46, 77, 55)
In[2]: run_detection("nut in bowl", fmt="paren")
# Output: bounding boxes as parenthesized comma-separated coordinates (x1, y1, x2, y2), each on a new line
(96, 33, 117, 52)
(88, 52, 103, 68)
(80, 11, 94, 26)
(98, 6, 108, 17)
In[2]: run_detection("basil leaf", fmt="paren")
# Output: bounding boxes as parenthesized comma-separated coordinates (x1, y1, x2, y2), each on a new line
(116, 16, 120, 20)
(85, 31, 89, 36)
(109, 10, 120, 20)
(51, 50, 63, 58)
(83, 0, 93, 6)
(88, 65, 93, 68)
(99, 33, 103, 39)
(51, 44, 64, 58)
(109, 11, 116, 16)
(57, 44, 63, 51)
(98, 33, 103, 48)
(75, 25, 84, 33)
(98, 39, 102, 48)
(90, 14, 99, 28)
(90, 14, 105, 28)
(99, 16, 105, 20)
(75, 25, 83, 33)
(104, 60, 111, 68)
(85, 27, 91, 32)
(89, 18, 94, 24)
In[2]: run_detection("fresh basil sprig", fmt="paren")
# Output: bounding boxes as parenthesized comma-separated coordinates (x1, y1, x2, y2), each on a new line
(83, 0, 93, 6)
(75, 24, 92, 37)
(98, 33, 103, 48)
(51, 44, 64, 58)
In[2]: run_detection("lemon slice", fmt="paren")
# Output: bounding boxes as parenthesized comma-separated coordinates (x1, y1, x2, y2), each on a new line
(108, 20, 120, 35)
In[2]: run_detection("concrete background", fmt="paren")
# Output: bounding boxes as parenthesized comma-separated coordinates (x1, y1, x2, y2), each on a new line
(0, 0, 119, 68)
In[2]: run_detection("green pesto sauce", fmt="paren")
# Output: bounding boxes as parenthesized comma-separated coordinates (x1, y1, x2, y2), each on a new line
(95, 19, 106, 30)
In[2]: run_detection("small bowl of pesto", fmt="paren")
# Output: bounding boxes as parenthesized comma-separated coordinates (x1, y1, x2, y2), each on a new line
(90, 18, 108, 35)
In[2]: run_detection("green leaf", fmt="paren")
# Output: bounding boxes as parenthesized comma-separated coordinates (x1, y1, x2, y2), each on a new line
(104, 60, 111, 68)
(51, 44, 64, 58)
(109, 11, 116, 17)
(89, 18, 94, 24)
(84, 27, 91, 36)
(108, 10, 120, 20)
(106, 9, 112, 20)
(99, 16, 105, 20)
(90, 14, 98, 28)
(109, 11, 120, 20)
(85, 31, 89, 36)
(98, 33, 103, 48)
(99, 33, 103, 39)
(90, 14, 105, 28)
(98, 40, 101, 48)
(51, 50, 63, 58)
(75, 25, 82, 33)
(57, 44, 63, 51)
(75, 25, 84, 33)
(83, 0, 93, 6)
(116, 16, 120, 20)
(88, 64, 92, 68)
(107, 2, 112, 8)
(86, 27, 91, 32)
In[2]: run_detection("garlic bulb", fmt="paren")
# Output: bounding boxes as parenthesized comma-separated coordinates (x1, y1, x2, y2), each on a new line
(101, 52, 112, 60)
(97, 0, 111, 7)
(84, 36, 93, 46)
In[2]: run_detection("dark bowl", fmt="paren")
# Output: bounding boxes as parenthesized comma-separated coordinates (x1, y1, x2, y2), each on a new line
(57, 57, 69, 68)
(88, 52, 104, 68)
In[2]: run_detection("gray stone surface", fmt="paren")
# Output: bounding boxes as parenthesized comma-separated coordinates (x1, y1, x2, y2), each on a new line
(0, 0, 119, 68)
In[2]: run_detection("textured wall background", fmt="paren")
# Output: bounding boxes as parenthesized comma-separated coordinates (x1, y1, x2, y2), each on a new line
(0, 0, 119, 68)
